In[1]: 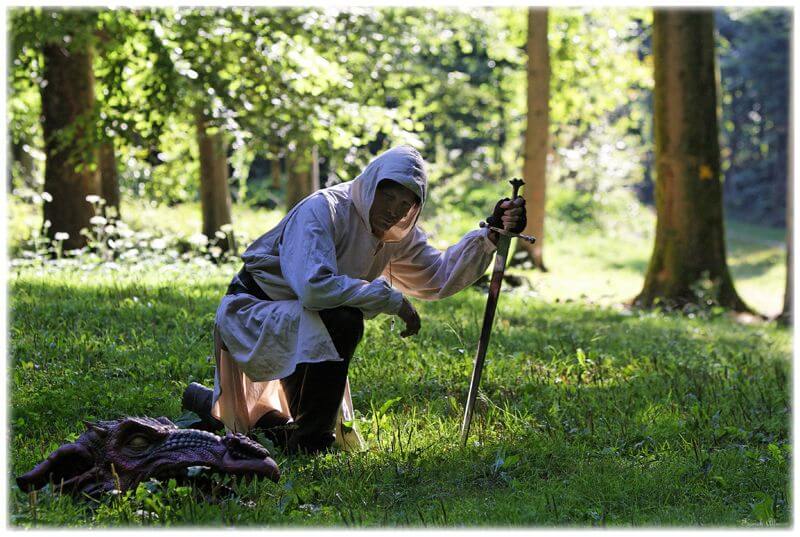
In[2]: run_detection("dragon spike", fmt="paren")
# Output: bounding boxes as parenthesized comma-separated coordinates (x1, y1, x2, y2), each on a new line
(509, 178, 524, 198)
(82, 420, 110, 437)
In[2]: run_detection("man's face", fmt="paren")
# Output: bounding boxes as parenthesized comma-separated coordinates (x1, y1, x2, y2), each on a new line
(369, 180, 419, 237)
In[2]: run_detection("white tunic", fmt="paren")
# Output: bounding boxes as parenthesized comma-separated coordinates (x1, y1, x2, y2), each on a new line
(211, 146, 497, 446)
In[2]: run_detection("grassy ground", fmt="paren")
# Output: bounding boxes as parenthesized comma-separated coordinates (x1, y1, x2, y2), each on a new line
(6, 193, 791, 527)
(8, 193, 787, 315)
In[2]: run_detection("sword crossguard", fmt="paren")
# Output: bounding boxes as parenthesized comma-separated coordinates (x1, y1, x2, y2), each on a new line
(479, 221, 536, 244)
(509, 178, 524, 199)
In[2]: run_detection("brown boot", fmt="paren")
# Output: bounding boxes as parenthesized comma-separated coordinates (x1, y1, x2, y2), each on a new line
(253, 409, 295, 450)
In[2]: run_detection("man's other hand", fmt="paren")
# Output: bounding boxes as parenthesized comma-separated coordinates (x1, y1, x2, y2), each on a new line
(397, 297, 421, 337)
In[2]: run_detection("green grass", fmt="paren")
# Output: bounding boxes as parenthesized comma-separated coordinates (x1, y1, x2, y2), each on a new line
(9, 191, 786, 315)
(7, 193, 791, 527)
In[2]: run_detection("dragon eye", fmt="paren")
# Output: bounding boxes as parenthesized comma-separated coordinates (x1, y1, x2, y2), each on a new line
(127, 435, 151, 450)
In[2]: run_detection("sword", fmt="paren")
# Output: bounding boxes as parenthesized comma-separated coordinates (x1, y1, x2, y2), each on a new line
(460, 178, 535, 446)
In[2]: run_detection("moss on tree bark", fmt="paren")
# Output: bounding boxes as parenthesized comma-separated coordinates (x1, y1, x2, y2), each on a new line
(635, 10, 751, 312)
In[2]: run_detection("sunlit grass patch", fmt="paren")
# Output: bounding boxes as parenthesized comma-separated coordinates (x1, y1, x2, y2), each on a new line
(9, 261, 790, 526)
(7, 182, 790, 527)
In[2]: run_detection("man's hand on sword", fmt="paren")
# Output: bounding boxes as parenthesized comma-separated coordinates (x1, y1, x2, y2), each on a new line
(394, 194, 526, 339)
(487, 197, 527, 244)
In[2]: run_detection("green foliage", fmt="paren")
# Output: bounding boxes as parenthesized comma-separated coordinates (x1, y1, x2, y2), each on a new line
(716, 9, 790, 227)
(547, 9, 653, 197)
(8, 8, 104, 185)
(7, 6, 789, 221)
(93, 9, 183, 151)
(547, 187, 597, 224)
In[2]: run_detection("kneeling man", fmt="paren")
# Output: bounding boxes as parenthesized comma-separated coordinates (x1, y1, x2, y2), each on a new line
(183, 146, 526, 453)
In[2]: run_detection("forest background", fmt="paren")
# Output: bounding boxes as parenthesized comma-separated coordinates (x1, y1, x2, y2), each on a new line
(5, 5, 794, 527)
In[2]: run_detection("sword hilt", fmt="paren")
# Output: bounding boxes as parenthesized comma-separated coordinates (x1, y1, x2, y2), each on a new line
(479, 221, 536, 244)
(509, 178, 524, 199)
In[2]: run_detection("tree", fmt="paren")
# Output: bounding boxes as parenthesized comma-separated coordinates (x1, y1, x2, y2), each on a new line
(634, 10, 750, 311)
(98, 140, 120, 217)
(286, 145, 320, 210)
(8, 11, 47, 195)
(517, 7, 550, 270)
(196, 109, 236, 253)
(151, 8, 357, 228)
(270, 157, 282, 190)
(39, 9, 101, 250)
(779, 97, 792, 324)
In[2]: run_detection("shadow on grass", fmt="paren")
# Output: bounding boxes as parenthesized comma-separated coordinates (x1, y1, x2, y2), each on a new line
(8, 277, 792, 526)
(727, 249, 786, 281)
(607, 258, 648, 273)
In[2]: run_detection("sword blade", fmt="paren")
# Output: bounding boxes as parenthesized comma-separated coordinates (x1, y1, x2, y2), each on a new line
(460, 235, 512, 445)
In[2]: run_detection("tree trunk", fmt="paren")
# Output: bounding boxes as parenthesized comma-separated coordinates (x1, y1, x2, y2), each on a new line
(516, 7, 549, 271)
(271, 157, 282, 189)
(41, 39, 99, 250)
(779, 96, 792, 324)
(634, 10, 750, 312)
(286, 146, 320, 210)
(99, 140, 121, 218)
(196, 110, 236, 254)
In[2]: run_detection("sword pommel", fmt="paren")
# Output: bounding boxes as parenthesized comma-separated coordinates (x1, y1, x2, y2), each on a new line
(509, 178, 524, 199)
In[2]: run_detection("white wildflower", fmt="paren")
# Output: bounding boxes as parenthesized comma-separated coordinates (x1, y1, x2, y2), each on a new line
(89, 216, 107, 226)
(41, 191, 53, 202)
(85, 194, 101, 204)
(188, 233, 209, 246)
(54, 232, 70, 241)
(214, 230, 227, 240)
(209, 246, 223, 258)
(150, 238, 167, 250)
(220, 223, 234, 233)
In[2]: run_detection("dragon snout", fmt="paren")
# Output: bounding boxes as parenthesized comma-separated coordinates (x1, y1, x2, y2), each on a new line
(218, 433, 280, 482)
(222, 433, 270, 459)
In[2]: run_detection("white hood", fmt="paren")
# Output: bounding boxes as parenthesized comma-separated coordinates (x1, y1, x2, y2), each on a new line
(349, 145, 428, 242)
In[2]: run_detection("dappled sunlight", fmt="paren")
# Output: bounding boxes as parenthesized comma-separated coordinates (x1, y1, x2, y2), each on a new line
(7, 3, 790, 527)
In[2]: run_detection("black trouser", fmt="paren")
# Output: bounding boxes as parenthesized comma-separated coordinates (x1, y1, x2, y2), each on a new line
(227, 268, 364, 453)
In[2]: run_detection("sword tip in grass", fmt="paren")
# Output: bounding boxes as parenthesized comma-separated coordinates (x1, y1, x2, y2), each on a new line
(461, 178, 527, 446)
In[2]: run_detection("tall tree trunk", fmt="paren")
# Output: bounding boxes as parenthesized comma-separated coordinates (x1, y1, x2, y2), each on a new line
(271, 157, 282, 189)
(634, 10, 750, 312)
(779, 94, 792, 324)
(99, 140, 120, 218)
(516, 7, 549, 271)
(196, 110, 236, 254)
(285, 146, 320, 210)
(41, 38, 99, 250)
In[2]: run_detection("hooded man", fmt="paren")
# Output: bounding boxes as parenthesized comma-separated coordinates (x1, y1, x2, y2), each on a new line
(182, 146, 526, 454)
